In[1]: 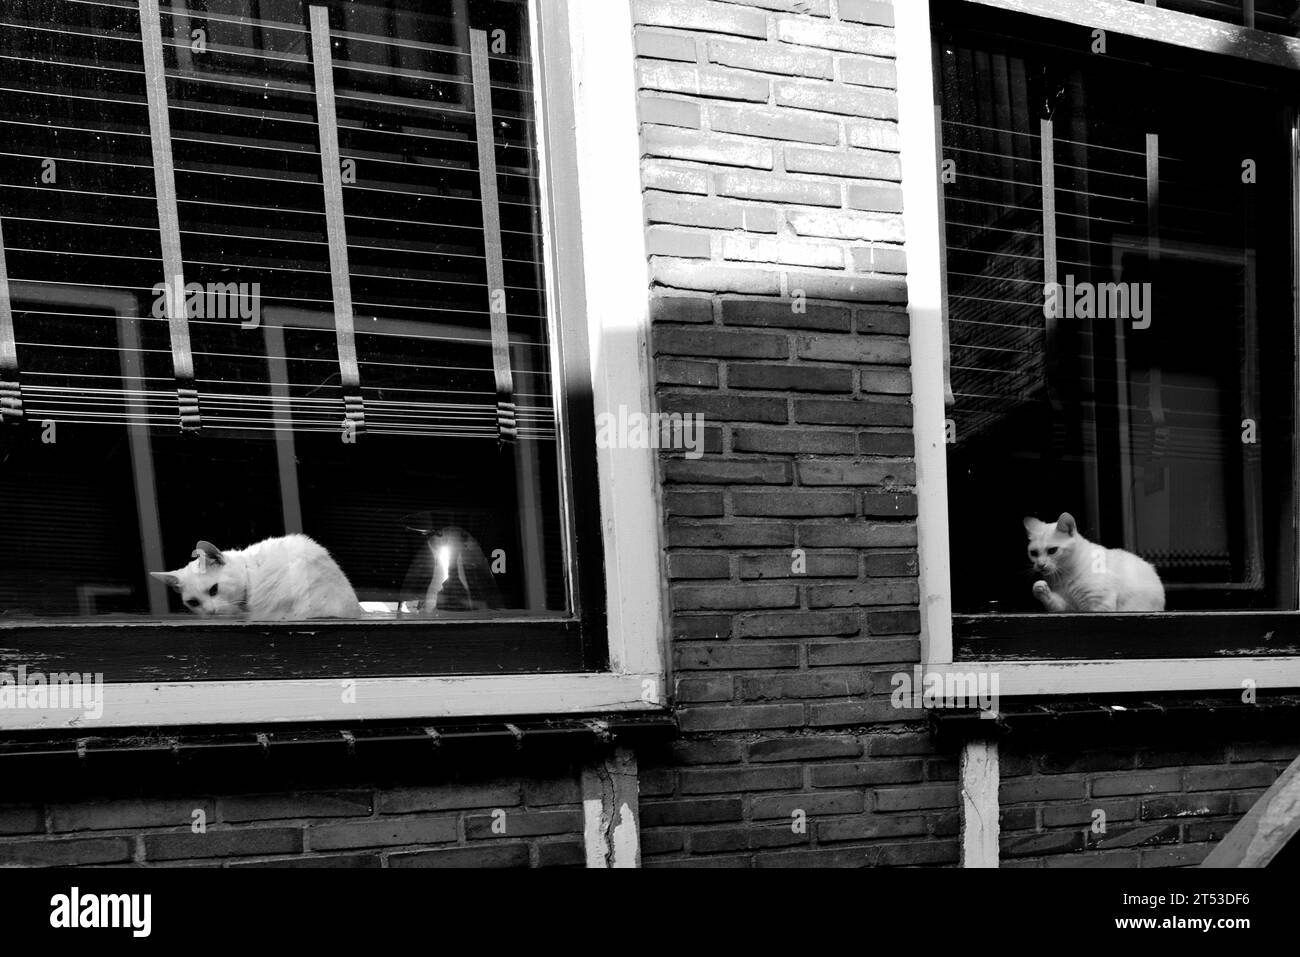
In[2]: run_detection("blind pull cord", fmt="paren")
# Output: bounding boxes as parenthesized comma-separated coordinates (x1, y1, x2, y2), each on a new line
(471, 28, 517, 446)
(140, 0, 200, 432)
(310, 5, 365, 437)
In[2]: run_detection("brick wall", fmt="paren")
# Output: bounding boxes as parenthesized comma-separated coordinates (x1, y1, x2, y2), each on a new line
(631, 0, 962, 866)
(0, 758, 586, 867)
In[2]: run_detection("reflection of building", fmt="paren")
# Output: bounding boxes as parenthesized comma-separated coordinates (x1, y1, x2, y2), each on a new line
(1, 0, 1299, 875)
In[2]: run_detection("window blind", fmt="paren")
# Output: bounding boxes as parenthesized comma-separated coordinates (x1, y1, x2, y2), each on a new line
(0, 0, 555, 442)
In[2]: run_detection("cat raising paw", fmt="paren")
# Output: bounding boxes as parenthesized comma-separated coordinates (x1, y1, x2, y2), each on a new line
(1023, 513, 1165, 612)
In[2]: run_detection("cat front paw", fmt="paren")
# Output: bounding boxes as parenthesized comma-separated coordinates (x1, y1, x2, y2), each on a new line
(1032, 580, 1051, 604)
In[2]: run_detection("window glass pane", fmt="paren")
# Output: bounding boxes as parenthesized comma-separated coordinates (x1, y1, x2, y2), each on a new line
(1121, 0, 1300, 36)
(937, 16, 1297, 613)
(0, 0, 574, 621)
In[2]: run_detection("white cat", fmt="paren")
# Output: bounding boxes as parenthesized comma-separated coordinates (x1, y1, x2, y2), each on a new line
(1023, 513, 1165, 612)
(151, 534, 362, 620)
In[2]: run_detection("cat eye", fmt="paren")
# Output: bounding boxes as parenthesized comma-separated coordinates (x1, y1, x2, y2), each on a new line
(208, 584, 219, 597)
(1047, 548, 1058, 555)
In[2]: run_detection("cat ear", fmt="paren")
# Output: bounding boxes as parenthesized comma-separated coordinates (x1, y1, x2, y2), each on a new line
(1056, 512, 1077, 536)
(1022, 516, 1039, 537)
(193, 541, 225, 567)
(150, 571, 182, 592)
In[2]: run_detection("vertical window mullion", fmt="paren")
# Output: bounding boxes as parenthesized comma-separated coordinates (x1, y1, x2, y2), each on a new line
(470, 27, 518, 445)
(138, 0, 200, 432)
(308, 4, 365, 435)
(0, 215, 20, 422)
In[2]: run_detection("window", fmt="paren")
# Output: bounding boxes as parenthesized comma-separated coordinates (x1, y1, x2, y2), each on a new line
(901, 0, 1300, 678)
(0, 0, 661, 715)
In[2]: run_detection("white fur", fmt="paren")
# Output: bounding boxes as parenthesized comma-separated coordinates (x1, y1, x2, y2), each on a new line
(1023, 513, 1165, 612)
(151, 534, 361, 620)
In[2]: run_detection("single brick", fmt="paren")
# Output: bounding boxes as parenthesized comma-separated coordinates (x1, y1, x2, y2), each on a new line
(639, 95, 702, 129)
(466, 810, 583, 840)
(662, 458, 792, 484)
(737, 551, 858, 579)
(859, 430, 914, 455)
(1001, 830, 1085, 858)
(668, 553, 731, 580)
(1042, 800, 1138, 827)
(865, 551, 918, 577)
(634, 0, 769, 38)
(0, 837, 132, 867)
(840, 54, 898, 88)
(733, 427, 857, 454)
(788, 208, 904, 242)
(737, 671, 869, 700)
(861, 491, 918, 516)
(646, 190, 742, 228)
(866, 609, 921, 634)
(786, 270, 908, 303)
(817, 814, 928, 843)
(750, 790, 865, 819)
(800, 522, 917, 548)
(665, 490, 725, 516)
(657, 358, 720, 387)
(1140, 793, 1233, 820)
(1088, 822, 1179, 851)
(720, 298, 851, 332)
(643, 165, 710, 196)
(808, 698, 922, 725)
(839, 0, 894, 26)
(674, 643, 802, 671)
(999, 775, 1089, 804)
(729, 363, 853, 392)
(865, 731, 938, 757)
(377, 782, 521, 814)
(748, 735, 862, 762)
(775, 79, 898, 119)
(681, 766, 804, 794)
(658, 392, 789, 423)
(524, 776, 583, 807)
(220, 792, 372, 823)
(797, 458, 915, 486)
(798, 333, 909, 364)
(732, 490, 856, 517)
(1091, 771, 1183, 797)
(654, 326, 788, 359)
(310, 816, 458, 851)
(722, 234, 845, 268)
(716, 170, 841, 207)
(736, 610, 861, 637)
(808, 637, 919, 666)
(856, 306, 911, 334)
(860, 368, 912, 396)
(388, 844, 529, 868)
(710, 104, 840, 145)
(228, 854, 382, 868)
(873, 785, 960, 812)
(795, 399, 912, 427)
(673, 583, 798, 610)
(785, 145, 901, 179)
(1038, 751, 1135, 775)
(644, 125, 774, 169)
(847, 120, 901, 151)
(848, 183, 904, 212)
(641, 798, 743, 827)
(808, 579, 918, 607)
(144, 828, 303, 861)
(651, 294, 714, 324)
(668, 522, 796, 548)
(634, 27, 698, 61)
(537, 841, 586, 867)
(1185, 765, 1277, 791)
(673, 614, 733, 639)
(810, 759, 923, 788)
(708, 38, 834, 79)
(678, 703, 805, 732)
(853, 244, 908, 273)
(776, 17, 895, 55)
(654, 259, 784, 295)
(671, 739, 745, 764)
(0, 806, 44, 835)
(638, 61, 770, 101)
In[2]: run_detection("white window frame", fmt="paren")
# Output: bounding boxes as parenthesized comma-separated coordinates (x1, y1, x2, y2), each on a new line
(896, 0, 1300, 696)
(0, 0, 666, 731)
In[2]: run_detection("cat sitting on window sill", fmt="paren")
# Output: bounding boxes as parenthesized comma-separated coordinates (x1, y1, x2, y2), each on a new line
(1023, 512, 1165, 613)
